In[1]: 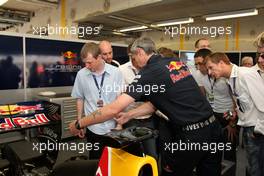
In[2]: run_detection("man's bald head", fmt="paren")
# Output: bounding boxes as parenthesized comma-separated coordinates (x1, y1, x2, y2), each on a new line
(99, 40, 113, 63)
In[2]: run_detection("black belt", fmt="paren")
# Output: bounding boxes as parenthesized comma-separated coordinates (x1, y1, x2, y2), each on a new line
(182, 116, 216, 132)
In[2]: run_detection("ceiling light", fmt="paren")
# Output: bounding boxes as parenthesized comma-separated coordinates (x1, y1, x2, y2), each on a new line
(152, 17, 194, 27)
(0, 0, 8, 6)
(16, 0, 58, 7)
(0, 17, 25, 23)
(205, 9, 258, 21)
(118, 25, 148, 32)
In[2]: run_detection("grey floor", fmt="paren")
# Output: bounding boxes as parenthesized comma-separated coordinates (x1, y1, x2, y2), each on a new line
(236, 146, 247, 176)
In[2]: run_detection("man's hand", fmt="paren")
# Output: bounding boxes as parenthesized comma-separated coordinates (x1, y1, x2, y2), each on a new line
(69, 120, 81, 136)
(226, 123, 237, 142)
(78, 129, 85, 138)
(115, 112, 132, 125)
(230, 110, 237, 121)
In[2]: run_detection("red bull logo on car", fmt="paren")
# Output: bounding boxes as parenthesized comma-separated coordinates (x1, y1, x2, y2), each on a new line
(166, 61, 191, 83)
(0, 113, 49, 129)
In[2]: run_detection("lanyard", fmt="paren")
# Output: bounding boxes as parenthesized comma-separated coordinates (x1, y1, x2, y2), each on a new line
(208, 75, 216, 94)
(232, 77, 238, 96)
(132, 68, 137, 76)
(92, 72, 106, 99)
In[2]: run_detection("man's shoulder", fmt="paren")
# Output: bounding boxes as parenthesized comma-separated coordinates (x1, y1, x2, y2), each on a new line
(238, 66, 259, 81)
(119, 61, 130, 70)
(105, 63, 119, 72)
(77, 67, 88, 75)
(105, 63, 123, 78)
(239, 66, 256, 75)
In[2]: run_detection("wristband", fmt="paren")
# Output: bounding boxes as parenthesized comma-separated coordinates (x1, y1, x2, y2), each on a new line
(75, 120, 82, 130)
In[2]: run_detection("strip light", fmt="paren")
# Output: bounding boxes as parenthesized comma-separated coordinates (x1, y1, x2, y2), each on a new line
(118, 25, 148, 32)
(152, 17, 194, 27)
(0, 0, 8, 6)
(205, 9, 258, 21)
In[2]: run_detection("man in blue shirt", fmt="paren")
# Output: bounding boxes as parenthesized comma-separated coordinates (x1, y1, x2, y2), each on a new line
(71, 42, 124, 159)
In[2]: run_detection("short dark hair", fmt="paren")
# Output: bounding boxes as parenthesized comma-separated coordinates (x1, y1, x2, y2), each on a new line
(205, 52, 231, 65)
(157, 47, 177, 58)
(194, 48, 212, 59)
(80, 42, 100, 59)
(194, 38, 208, 48)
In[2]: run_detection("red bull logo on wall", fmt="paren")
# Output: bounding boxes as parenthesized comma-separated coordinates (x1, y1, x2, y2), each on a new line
(63, 51, 77, 59)
(166, 61, 191, 83)
(62, 51, 78, 65)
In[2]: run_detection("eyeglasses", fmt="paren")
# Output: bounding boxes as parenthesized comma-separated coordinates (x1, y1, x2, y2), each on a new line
(256, 52, 264, 59)
(195, 62, 204, 66)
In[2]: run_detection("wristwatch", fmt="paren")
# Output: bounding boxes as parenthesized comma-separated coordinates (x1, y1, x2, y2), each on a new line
(75, 120, 82, 130)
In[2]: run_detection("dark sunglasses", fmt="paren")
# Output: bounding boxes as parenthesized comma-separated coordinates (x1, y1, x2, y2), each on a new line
(257, 52, 264, 59)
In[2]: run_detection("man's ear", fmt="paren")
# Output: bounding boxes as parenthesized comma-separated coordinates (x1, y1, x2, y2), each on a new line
(96, 54, 102, 60)
(138, 48, 146, 57)
(218, 60, 223, 65)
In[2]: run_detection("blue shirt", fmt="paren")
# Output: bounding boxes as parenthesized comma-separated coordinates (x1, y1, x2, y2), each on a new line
(71, 63, 124, 135)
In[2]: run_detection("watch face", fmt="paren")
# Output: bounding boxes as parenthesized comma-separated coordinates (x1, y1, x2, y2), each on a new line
(97, 99, 104, 107)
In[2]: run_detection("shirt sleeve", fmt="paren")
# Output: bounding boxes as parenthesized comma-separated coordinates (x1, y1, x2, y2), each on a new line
(116, 69, 126, 95)
(242, 72, 264, 113)
(71, 72, 84, 99)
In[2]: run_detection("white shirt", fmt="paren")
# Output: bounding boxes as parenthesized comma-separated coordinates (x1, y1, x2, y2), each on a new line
(198, 72, 233, 113)
(119, 61, 151, 119)
(227, 65, 264, 134)
(119, 61, 138, 85)
(252, 64, 264, 80)
(187, 64, 203, 86)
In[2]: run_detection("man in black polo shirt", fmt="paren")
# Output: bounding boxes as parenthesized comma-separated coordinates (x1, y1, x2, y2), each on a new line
(69, 37, 223, 176)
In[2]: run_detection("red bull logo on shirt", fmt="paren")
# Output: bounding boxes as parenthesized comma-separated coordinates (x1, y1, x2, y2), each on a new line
(166, 61, 183, 72)
(166, 61, 191, 83)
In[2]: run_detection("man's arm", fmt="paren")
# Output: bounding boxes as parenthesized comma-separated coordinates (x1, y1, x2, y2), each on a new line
(69, 93, 135, 135)
(116, 102, 156, 125)
(76, 98, 84, 120)
(243, 74, 264, 112)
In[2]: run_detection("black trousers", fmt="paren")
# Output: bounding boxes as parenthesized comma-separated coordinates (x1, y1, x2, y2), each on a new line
(123, 115, 158, 161)
(159, 119, 223, 176)
(214, 112, 238, 161)
(86, 129, 107, 160)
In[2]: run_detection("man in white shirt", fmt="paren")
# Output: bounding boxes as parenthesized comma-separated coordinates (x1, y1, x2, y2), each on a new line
(253, 32, 264, 79)
(190, 38, 211, 87)
(99, 40, 120, 67)
(194, 49, 238, 174)
(205, 52, 264, 176)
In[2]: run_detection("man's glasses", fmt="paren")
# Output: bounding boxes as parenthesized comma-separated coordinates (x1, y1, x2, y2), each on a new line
(257, 52, 264, 59)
